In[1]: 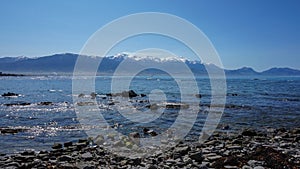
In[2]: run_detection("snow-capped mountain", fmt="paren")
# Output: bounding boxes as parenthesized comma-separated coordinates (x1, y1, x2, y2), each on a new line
(0, 53, 299, 76)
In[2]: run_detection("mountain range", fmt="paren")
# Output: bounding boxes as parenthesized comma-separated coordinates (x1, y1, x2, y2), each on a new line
(0, 53, 299, 76)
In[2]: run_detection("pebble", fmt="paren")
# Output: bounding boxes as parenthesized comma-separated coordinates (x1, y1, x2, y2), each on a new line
(0, 127, 298, 168)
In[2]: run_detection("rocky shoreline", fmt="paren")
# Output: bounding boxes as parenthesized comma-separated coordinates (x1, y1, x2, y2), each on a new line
(0, 127, 299, 169)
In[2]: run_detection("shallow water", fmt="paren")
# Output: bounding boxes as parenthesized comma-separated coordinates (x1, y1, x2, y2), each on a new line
(0, 75, 299, 153)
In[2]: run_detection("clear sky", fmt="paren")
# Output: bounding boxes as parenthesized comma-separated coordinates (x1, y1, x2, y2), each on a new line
(0, 0, 299, 71)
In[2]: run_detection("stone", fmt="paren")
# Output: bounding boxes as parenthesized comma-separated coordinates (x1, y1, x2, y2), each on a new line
(207, 155, 222, 161)
(20, 150, 35, 156)
(175, 146, 191, 156)
(64, 141, 73, 147)
(189, 151, 203, 162)
(247, 160, 264, 167)
(129, 132, 140, 139)
(222, 125, 230, 130)
(2, 92, 19, 97)
(38, 101, 53, 105)
(52, 143, 63, 149)
(242, 165, 253, 169)
(195, 94, 202, 98)
(253, 166, 264, 169)
(58, 155, 73, 162)
(81, 152, 93, 161)
(224, 166, 239, 169)
(94, 135, 104, 145)
(242, 129, 257, 136)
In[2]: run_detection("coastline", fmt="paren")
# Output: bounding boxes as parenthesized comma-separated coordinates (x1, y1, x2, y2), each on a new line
(0, 127, 299, 169)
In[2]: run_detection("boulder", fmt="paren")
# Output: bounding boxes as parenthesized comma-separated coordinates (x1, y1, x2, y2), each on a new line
(2, 92, 19, 97)
(52, 143, 63, 149)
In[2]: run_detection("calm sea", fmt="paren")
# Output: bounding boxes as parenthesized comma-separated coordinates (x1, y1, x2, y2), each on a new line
(0, 75, 299, 153)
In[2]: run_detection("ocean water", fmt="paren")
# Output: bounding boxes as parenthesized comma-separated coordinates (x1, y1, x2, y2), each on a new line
(0, 75, 299, 154)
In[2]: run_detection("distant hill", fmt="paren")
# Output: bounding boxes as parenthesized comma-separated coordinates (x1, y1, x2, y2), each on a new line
(261, 67, 300, 76)
(0, 53, 300, 76)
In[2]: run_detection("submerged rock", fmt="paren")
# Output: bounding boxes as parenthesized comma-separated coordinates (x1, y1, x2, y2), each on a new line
(38, 101, 53, 106)
(1, 92, 19, 97)
(52, 143, 63, 149)
(4, 101, 30, 106)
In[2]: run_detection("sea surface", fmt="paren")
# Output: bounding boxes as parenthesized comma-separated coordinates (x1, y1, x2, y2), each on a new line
(0, 75, 300, 154)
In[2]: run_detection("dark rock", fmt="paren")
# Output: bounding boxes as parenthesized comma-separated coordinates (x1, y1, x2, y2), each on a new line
(58, 155, 73, 162)
(2, 162, 21, 168)
(166, 103, 189, 109)
(143, 128, 150, 133)
(64, 141, 73, 147)
(83, 165, 95, 169)
(175, 146, 191, 156)
(78, 93, 85, 97)
(146, 104, 159, 110)
(78, 139, 88, 144)
(129, 132, 140, 139)
(38, 101, 53, 105)
(1, 92, 19, 97)
(222, 125, 230, 130)
(195, 94, 202, 98)
(189, 151, 203, 162)
(242, 129, 257, 136)
(4, 101, 30, 106)
(148, 130, 158, 136)
(52, 143, 63, 149)
(90, 92, 97, 99)
(0, 128, 28, 134)
(120, 90, 138, 98)
(140, 93, 146, 97)
(20, 150, 35, 156)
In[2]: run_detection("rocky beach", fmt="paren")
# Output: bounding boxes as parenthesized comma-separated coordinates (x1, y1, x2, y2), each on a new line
(0, 127, 299, 169)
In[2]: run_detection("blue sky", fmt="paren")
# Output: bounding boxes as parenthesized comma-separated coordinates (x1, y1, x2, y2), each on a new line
(0, 0, 299, 71)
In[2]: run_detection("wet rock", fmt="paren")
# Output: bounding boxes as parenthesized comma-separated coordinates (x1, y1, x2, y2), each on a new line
(2, 161, 21, 168)
(143, 128, 158, 136)
(64, 141, 73, 147)
(222, 125, 230, 130)
(242, 129, 257, 136)
(58, 155, 73, 162)
(140, 93, 146, 97)
(175, 146, 191, 156)
(78, 93, 85, 98)
(0, 128, 28, 134)
(38, 101, 53, 105)
(129, 132, 140, 139)
(20, 150, 35, 156)
(76, 102, 96, 106)
(90, 92, 97, 99)
(52, 143, 63, 149)
(146, 104, 159, 110)
(4, 101, 30, 106)
(1, 92, 19, 97)
(242, 165, 253, 169)
(165, 103, 189, 109)
(189, 151, 203, 162)
(207, 155, 222, 161)
(195, 94, 202, 98)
